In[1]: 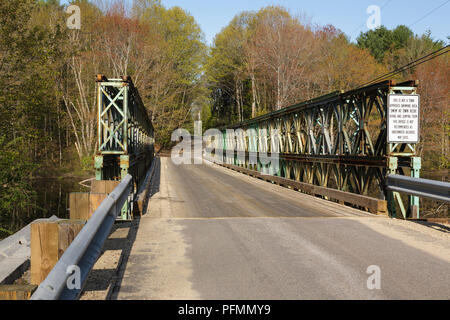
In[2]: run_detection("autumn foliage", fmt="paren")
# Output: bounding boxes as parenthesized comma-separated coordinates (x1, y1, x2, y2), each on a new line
(206, 6, 448, 172)
(206, 6, 386, 123)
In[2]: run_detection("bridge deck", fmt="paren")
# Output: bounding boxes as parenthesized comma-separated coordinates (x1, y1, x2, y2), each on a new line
(84, 157, 450, 300)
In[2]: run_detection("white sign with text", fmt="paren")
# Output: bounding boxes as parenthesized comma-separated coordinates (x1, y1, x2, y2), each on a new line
(387, 94, 420, 143)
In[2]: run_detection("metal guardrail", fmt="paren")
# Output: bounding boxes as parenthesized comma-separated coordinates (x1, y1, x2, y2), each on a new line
(387, 175, 450, 203)
(31, 175, 133, 300)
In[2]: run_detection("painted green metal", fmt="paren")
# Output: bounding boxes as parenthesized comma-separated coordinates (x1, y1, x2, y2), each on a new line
(96, 75, 155, 221)
(409, 157, 421, 218)
(214, 80, 422, 218)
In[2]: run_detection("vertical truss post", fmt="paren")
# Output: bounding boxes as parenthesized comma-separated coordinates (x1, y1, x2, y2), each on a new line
(409, 157, 421, 218)
(387, 157, 398, 218)
(120, 155, 130, 220)
(123, 83, 129, 153)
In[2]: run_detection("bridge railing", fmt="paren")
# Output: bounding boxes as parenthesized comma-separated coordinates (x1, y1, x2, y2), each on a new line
(30, 175, 133, 300)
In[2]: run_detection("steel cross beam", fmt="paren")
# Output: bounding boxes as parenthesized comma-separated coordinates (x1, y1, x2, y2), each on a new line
(95, 75, 155, 220)
(215, 80, 422, 218)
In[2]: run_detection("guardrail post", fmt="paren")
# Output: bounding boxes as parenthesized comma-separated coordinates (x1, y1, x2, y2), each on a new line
(70, 180, 121, 221)
(91, 180, 121, 194)
(30, 220, 85, 285)
(409, 157, 421, 219)
(30, 175, 133, 300)
(69, 193, 108, 221)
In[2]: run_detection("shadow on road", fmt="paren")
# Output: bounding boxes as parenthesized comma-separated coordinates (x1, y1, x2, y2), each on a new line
(80, 157, 161, 300)
(107, 157, 162, 300)
(411, 221, 450, 234)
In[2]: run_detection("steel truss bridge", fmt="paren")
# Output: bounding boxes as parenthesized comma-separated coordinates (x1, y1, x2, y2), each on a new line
(94, 75, 155, 220)
(206, 80, 422, 219)
(21, 76, 449, 301)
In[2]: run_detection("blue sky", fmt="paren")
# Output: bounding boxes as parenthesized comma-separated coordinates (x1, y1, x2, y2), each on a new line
(62, 0, 449, 44)
(159, 0, 449, 44)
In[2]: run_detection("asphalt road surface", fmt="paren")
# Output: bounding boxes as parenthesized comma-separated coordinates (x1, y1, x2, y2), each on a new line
(112, 157, 450, 300)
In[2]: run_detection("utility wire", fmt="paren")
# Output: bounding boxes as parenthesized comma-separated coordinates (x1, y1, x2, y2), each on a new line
(357, 45, 449, 88)
(368, 45, 449, 82)
(409, 0, 450, 28)
(380, 0, 394, 11)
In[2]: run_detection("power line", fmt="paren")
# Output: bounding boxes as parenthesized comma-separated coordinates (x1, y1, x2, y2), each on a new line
(409, 0, 450, 28)
(357, 45, 449, 88)
(359, 46, 449, 87)
(380, 0, 394, 10)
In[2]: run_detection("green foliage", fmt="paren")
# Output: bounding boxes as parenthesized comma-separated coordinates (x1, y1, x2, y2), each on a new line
(130, 0, 207, 147)
(392, 25, 414, 49)
(0, 227, 13, 239)
(0, 136, 38, 229)
(81, 156, 94, 171)
(357, 26, 395, 63)
(0, 0, 67, 231)
(206, 6, 385, 126)
(357, 25, 444, 66)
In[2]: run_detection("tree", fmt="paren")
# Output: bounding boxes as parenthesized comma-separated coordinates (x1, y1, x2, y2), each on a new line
(249, 7, 317, 110)
(134, 2, 207, 145)
(357, 26, 394, 63)
(206, 6, 386, 124)
(315, 25, 385, 92)
(205, 12, 255, 123)
(0, 0, 66, 230)
(357, 25, 444, 72)
(414, 55, 450, 170)
(0, 0, 208, 234)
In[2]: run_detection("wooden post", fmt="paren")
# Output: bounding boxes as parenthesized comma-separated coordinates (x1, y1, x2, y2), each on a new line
(69, 193, 108, 221)
(91, 180, 120, 194)
(30, 220, 85, 285)
(0, 285, 38, 300)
